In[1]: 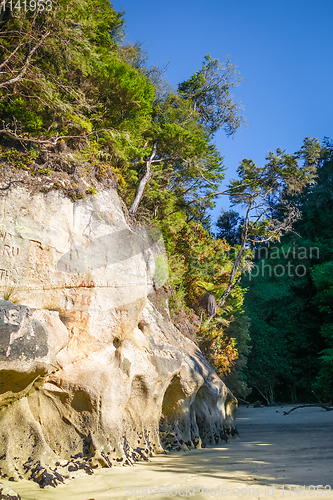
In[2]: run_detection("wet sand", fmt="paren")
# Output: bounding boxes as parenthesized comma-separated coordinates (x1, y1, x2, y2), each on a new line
(2, 405, 333, 499)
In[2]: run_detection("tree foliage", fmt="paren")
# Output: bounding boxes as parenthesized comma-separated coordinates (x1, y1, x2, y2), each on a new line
(216, 210, 244, 245)
(0, 1, 155, 158)
(178, 55, 244, 135)
(212, 139, 320, 314)
(243, 142, 333, 403)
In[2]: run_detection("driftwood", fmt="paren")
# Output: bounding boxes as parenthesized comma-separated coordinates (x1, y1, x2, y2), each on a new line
(283, 404, 333, 415)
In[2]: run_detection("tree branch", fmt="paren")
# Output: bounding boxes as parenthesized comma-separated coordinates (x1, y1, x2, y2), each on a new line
(0, 40, 26, 71)
(0, 31, 50, 89)
(129, 142, 158, 215)
(165, 181, 258, 217)
(0, 128, 110, 146)
(217, 198, 253, 309)
(0, 180, 26, 191)
(283, 404, 333, 415)
(254, 386, 271, 406)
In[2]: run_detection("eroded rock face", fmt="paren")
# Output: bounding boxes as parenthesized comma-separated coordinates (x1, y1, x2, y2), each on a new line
(0, 186, 237, 487)
(0, 482, 21, 500)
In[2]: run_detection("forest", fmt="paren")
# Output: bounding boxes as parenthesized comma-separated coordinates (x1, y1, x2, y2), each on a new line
(0, 0, 332, 405)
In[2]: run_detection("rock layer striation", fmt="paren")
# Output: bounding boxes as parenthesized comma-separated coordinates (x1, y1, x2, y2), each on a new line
(0, 186, 237, 487)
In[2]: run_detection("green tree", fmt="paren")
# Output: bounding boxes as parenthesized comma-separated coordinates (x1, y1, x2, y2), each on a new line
(243, 140, 333, 403)
(216, 210, 244, 245)
(0, 1, 155, 160)
(243, 241, 323, 403)
(311, 261, 333, 400)
(177, 55, 244, 135)
(215, 138, 320, 312)
(168, 222, 251, 397)
(128, 55, 245, 218)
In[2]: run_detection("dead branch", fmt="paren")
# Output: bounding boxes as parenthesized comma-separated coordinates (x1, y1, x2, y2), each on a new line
(0, 129, 86, 146)
(129, 142, 157, 215)
(0, 180, 36, 196)
(217, 199, 252, 309)
(0, 40, 26, 71)
(283, 404, 333, 415)
(0, 128, 114, 146)
(0, 31, 50, 89)
(254, 386, 271, 406)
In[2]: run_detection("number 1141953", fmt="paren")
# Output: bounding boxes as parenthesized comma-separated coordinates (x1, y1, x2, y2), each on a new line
(0, 0, 52, 11)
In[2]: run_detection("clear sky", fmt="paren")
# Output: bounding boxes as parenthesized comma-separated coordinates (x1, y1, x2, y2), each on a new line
(112, 0, 333, 222)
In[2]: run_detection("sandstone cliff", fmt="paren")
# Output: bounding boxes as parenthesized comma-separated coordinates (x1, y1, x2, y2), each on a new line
(0, 184, 237, 487)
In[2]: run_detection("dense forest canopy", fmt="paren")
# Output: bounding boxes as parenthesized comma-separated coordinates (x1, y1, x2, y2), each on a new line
(243, 141, 333, 404)
(0, 0, 331, 403)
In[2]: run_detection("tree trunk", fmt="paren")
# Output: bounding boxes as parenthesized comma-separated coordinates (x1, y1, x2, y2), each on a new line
(129, 142, 157, 215)
(218, 244, 245, 308)
(216, 201, 252, 311)
(200, 292, 217, 321)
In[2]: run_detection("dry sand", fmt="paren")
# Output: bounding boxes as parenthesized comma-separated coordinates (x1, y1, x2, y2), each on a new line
(2, 405, 333, 499)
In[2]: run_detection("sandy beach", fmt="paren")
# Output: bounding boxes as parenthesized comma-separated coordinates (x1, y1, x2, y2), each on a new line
(2, 405, 333, 500)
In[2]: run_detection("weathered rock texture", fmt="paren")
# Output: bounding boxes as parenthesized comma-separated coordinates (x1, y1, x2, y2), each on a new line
(0, 482, 21, 500)
(0, 185, 237, 487)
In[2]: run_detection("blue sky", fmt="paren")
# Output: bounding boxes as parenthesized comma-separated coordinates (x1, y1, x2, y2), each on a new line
(112, 0, 333, 222)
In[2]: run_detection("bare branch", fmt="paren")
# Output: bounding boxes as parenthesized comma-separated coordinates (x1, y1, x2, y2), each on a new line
(129, 142, 158, 215)
(283, 404, 333, 415)
(0, 180, 26, 191)
(165, 181, 259, 217)
(198, 169, 217, 187)
(0, 40, 26, 71)
(0, 31, 50, 89)
(217, 198, 253, 310)
(150, 156, 172, 163)
(0, 128, 116, 146)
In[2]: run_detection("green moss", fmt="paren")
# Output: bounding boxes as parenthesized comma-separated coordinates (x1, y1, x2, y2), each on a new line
(0, 148, 37, 170)
(36, 166, 51, 176)
(67, 188, 85, 201)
